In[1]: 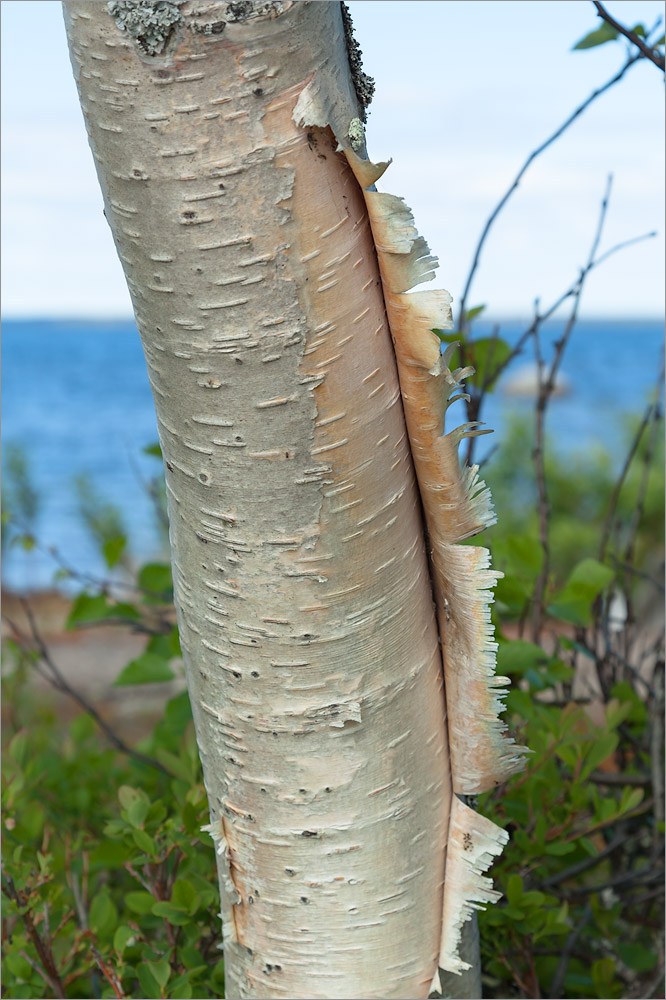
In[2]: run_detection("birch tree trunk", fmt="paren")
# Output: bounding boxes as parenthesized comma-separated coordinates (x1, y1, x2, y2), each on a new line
(64, 3, 524, 998)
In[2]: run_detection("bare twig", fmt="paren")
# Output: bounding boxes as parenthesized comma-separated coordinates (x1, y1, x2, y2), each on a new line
(4, 600, 171, 777)
(623, 395, 664, 569)
(641, 968, 666, 1000)
(2, 875, 67, 999)
(588, 770, 651, 787)
(598, 392, 663, 562)
(456, 56, 639, 333)
(69, 871, 89, 931)
(565, 861, 663, 897)
(464, 226, 656, 466)
(530, 176, 613, 638)
(90, 941, 127, 999)
(549, 903, 592, 998)
(18, 950, 65, 997)
(610, 558, 665, 593)
(650, 662, 665, 857)
(541, 829, 636, 888)
(593, 1, 665, 71)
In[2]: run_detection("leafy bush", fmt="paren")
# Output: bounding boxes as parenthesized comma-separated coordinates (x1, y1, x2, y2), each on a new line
(2, 412, 663, 998)
(2, 639, 224, 999)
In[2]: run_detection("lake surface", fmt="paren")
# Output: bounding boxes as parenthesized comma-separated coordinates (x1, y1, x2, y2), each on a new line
(2, 316, 663, 591)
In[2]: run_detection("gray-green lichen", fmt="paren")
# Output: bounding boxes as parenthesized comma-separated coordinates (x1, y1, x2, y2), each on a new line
(226, 1, 288, 22)
(348, 117, 364, 150)
(340, 1, 375, 122)
(107, 0, 183, 55)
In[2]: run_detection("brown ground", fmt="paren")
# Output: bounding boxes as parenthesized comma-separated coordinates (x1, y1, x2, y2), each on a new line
(2, 589, 185, 744)
(2, 587, 661, 746)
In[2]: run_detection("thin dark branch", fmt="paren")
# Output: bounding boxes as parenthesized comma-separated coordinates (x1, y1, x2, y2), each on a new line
(588, 770, 651, 787)
(456, 55, 639, 332)
(90, 942, 127, 999)
(650, 663, 665, 855)
(530, 176, 613, 638)
(2, 875, 67, 999)
(541, 830, 635, 888)
(610, 557, 665, 593)
(4, 513, 172, 603)
(565, 862, 663, 897)
(464, 227, 656, 466)
(622, 393, 664, 568)
(18, 950, 64, 997)
(549, 904, 592, 998)
(598, 393, 662, 562)
(5, 600, 171, 777)
(593, 1, 665, 70)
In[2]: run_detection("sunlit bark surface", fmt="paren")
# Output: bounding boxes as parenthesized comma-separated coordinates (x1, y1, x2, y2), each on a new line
(64, 3, 452, 997)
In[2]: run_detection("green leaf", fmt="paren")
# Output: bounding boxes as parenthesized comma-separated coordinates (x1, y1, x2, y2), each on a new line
(115, 653, 175, 686)
(118, 786, 151, 828)
(90, 893, 118, 936)
(8, 730, 30, 768)
(592, 957, 616, 995)
(610, 681, 647, 725)
(118, 785, 140, 811)
(169, 974, 194, 1000)
(132, 828, 156, 855)
(147, 632, 176, 660)
(544, 840, 576, 856)
(573, 22, 619, 49)
(580, 731, 618, 780)
(66, 592, 111, 628)
(467, 337, 512, 391)
(18, 801, 45, 840)
(169, 625, 182, 657)
(66, 592, 139, 628)
(432, 328, 460, 345)
(155, 749, 192, 783)
(548, 558, 614, 626)
(506, 874, 523, 905)
(13, 533, 36, 552)
(464, 304, 486, 323)
(172, 878, 199, 915)
(507, 535, 544, 577)
(5, 951, 34, 979)
(127, 797, 150, 829)
(619, 786, 644, 815)
(630, 23, 647, 38)
(90, 841, 131, 868)
(102, 535, 126, 569)
(152, 901, 193, 926)
(137, 965, 161, 997)
(138, 562, 173, 597)
(497, 639, 549, 676)
(148, 958, 171, 989)
(69, 713, 96, 743)
(568, 558, 614, 591)
(617, 942, 657, 972)
(143, 442, 163, 458)
(113, 925, 135, 954)
(547, 587, 593, 626)
(125, 890, 155, 914)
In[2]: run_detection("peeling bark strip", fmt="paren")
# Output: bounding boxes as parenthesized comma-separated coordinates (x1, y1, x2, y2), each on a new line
(344, 149, 528, 798)
(64, 2, 523, 997)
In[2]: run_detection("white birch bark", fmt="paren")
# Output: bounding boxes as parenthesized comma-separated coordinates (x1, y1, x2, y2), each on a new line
(64, 3, 524, 997)
(64, 3, 450, 997)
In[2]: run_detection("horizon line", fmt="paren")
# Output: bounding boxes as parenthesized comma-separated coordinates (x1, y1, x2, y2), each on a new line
(3, 313, 665, 325)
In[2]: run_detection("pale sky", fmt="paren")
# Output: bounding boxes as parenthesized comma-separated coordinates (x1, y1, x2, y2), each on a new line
(1, 0, 664, 318)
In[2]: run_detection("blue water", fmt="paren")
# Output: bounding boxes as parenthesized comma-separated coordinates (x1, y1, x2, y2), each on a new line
(2, 317, 663, 591)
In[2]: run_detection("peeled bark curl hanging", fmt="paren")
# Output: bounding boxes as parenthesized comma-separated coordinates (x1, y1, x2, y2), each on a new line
(63, 3, 526, 997)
